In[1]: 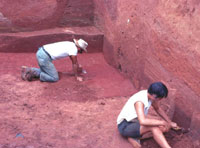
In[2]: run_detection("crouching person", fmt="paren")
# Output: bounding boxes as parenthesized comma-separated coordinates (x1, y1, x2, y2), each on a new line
(117, 82, 178, 148)
(21, 39, 88, 82)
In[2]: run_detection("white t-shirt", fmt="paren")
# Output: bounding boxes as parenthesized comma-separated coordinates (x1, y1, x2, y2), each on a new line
(117, 90, 152, 124)
(43, 41, 78, 60)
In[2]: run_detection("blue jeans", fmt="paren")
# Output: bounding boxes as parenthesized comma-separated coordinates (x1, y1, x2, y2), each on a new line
(31, 47, 59, 82)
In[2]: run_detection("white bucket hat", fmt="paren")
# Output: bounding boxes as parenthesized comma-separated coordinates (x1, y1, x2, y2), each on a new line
(73, 39, 88, 52)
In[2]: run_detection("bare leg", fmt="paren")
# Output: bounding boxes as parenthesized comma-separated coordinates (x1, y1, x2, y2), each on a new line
(128, 137, 141, 148)
(151, 127, 171, 148)
(140, 126, 171, 148)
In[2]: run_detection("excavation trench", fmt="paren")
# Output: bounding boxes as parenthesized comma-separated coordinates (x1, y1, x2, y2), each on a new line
(0, 0, 199, 147)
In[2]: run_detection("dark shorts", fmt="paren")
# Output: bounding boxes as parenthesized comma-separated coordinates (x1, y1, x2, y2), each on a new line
(118, 119, 141, 138)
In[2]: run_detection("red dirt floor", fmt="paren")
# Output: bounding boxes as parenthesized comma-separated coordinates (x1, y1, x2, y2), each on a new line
(0, 52, 195, 148)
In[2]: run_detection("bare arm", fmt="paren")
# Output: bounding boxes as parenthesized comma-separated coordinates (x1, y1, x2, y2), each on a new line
(135, 101, 167, 126)
(152, 101, 178, 128)
(152, 101, 171, 123)
(70, 56, 83, 81)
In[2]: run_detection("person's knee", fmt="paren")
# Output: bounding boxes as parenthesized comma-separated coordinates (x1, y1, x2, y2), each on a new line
(50, 75, 59, 82)
(151, 126, 169, 134)
(159, 126, 169, 133)
(53, 76, 59, 82)
(40, 73, 59, 82)
(151, 127, 162, 133)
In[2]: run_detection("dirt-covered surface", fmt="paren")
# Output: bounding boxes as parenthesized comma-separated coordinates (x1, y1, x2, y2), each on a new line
(0, 53, 196, 148)
(0, 0, 199, 147)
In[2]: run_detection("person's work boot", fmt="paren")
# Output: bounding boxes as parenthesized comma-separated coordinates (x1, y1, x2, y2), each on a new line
(21, 66, 31, 81)
(31, 70, 40, 78)
(26, 72, 34, 81)
(21, 66, 37, 81)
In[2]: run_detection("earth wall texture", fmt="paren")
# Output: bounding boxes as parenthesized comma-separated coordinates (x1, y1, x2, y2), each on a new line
(0, 0, 94, 32)
(94, 0, 200, 130)
(0, 0, 199, 134)
(0, 0, 102, 53)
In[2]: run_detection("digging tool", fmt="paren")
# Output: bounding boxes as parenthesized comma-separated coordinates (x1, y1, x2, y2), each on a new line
(171, 126, 190, 135)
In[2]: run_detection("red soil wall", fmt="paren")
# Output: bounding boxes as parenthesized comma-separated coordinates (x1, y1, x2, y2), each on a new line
(94, 0, 200, 130)
(0, 0, 94, 32)
(0, 0, 102, 53)
(0, 0, 199, 135)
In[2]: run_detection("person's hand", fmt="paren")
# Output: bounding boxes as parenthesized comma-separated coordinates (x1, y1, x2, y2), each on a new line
(170, 122, 179, 129)
(163, 121, 171, 132)
(76, 76, 83, 82)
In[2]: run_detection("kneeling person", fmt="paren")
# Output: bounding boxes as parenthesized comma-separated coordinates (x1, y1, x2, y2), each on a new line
(21, 39, 88, 82)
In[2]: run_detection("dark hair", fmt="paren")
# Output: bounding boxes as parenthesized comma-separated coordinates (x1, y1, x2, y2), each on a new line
(148, 82, 168, 98)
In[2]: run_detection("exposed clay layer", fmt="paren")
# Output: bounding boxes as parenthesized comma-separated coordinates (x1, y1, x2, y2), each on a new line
(94, 0, 200, 132)
(0, 0, 94, 32)
(0, 27, 103, 53)
(0, 0, 200, 147)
